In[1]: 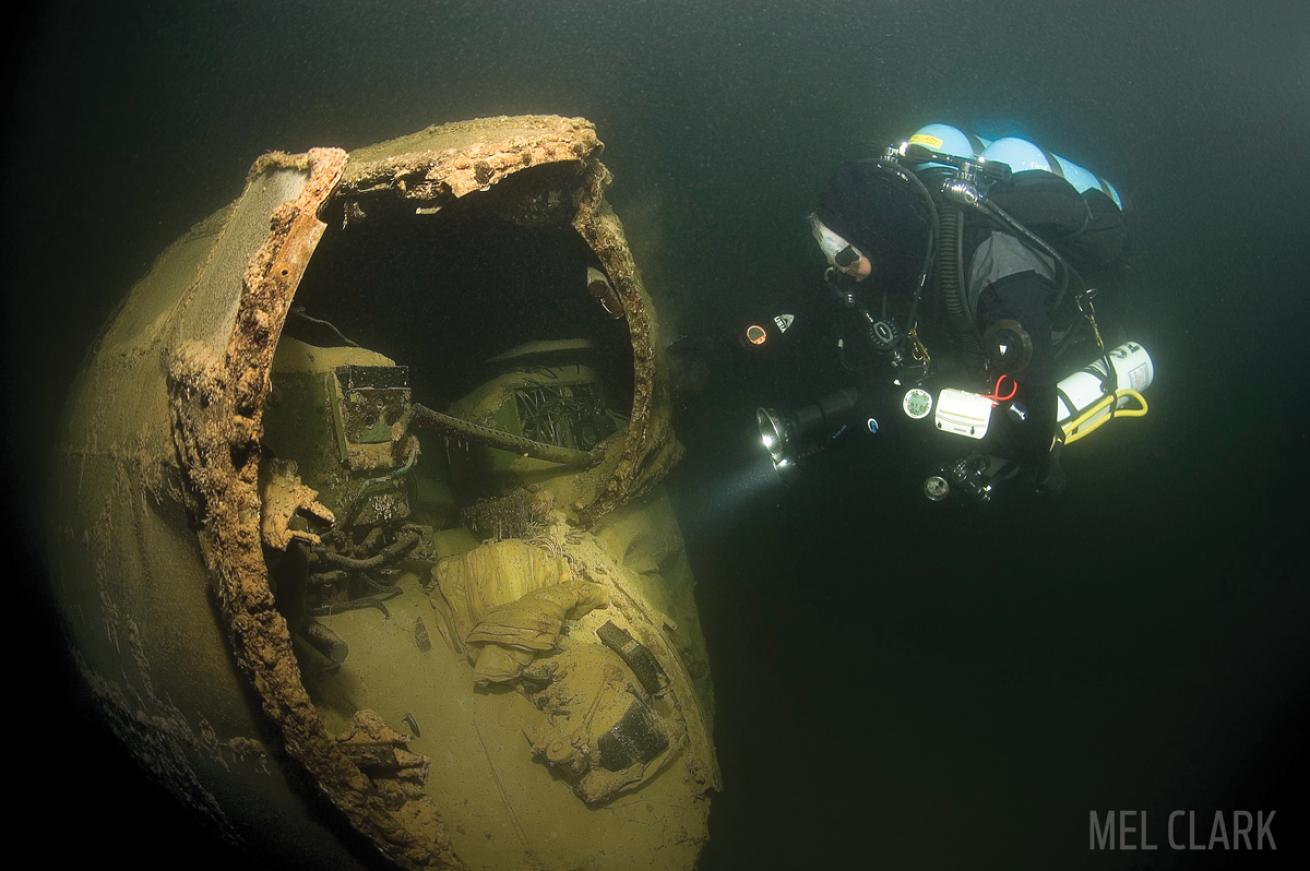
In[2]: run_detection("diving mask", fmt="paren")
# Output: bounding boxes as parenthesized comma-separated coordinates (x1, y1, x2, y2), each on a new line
(809, 214, 865, 272)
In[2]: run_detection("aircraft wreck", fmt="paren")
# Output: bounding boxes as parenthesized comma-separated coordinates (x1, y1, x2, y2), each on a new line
(48, 115, 718, 870)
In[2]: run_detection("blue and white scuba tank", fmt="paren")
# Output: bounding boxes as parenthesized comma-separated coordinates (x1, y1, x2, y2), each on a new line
(906, 122, 992, 162)
(906, 123, 1124, 210)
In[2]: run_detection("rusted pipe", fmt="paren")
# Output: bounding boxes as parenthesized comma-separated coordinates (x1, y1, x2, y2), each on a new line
(316, 529, 420, 571)
(302, 619, 349, 665)
(411, 403, 599, 467)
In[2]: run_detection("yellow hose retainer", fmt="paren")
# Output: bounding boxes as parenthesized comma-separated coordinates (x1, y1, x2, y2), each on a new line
(1060, 388, 1148, 446)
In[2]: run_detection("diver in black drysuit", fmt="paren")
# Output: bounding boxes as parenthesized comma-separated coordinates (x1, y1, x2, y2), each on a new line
(810, 157, 1130, 497)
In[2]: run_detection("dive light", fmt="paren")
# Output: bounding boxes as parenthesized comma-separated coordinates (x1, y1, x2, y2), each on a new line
(756, 388, 861, 470)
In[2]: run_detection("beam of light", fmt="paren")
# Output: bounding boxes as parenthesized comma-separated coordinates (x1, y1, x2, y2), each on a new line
(678, 451, 783, 535)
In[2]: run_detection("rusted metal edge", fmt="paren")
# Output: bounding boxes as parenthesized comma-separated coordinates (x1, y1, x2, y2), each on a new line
(571, 161, 683, 523)
(168, 147, 462, 871)
(333, 124, 679, 523)
(339, 117, 601, 203)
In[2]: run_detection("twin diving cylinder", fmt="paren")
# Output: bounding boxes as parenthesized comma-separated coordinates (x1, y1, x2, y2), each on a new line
(906, 122, 1125, 210)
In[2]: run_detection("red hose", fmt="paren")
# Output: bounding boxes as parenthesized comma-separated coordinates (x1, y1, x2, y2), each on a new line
(984, 374, 1018, 405)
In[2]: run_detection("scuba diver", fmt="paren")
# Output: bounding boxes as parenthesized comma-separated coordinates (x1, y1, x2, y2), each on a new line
(756, 124, 1154, 504)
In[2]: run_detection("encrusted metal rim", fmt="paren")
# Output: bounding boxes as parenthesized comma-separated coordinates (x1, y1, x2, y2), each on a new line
(168, 116, 681, 869)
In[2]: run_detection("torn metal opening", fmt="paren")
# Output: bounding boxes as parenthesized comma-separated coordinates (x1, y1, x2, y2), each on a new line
(161, 117, 710, 871)
(49, 116, 711, 871)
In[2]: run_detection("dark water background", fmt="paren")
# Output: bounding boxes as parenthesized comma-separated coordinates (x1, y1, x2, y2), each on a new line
(4, 1, 1308, 868)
